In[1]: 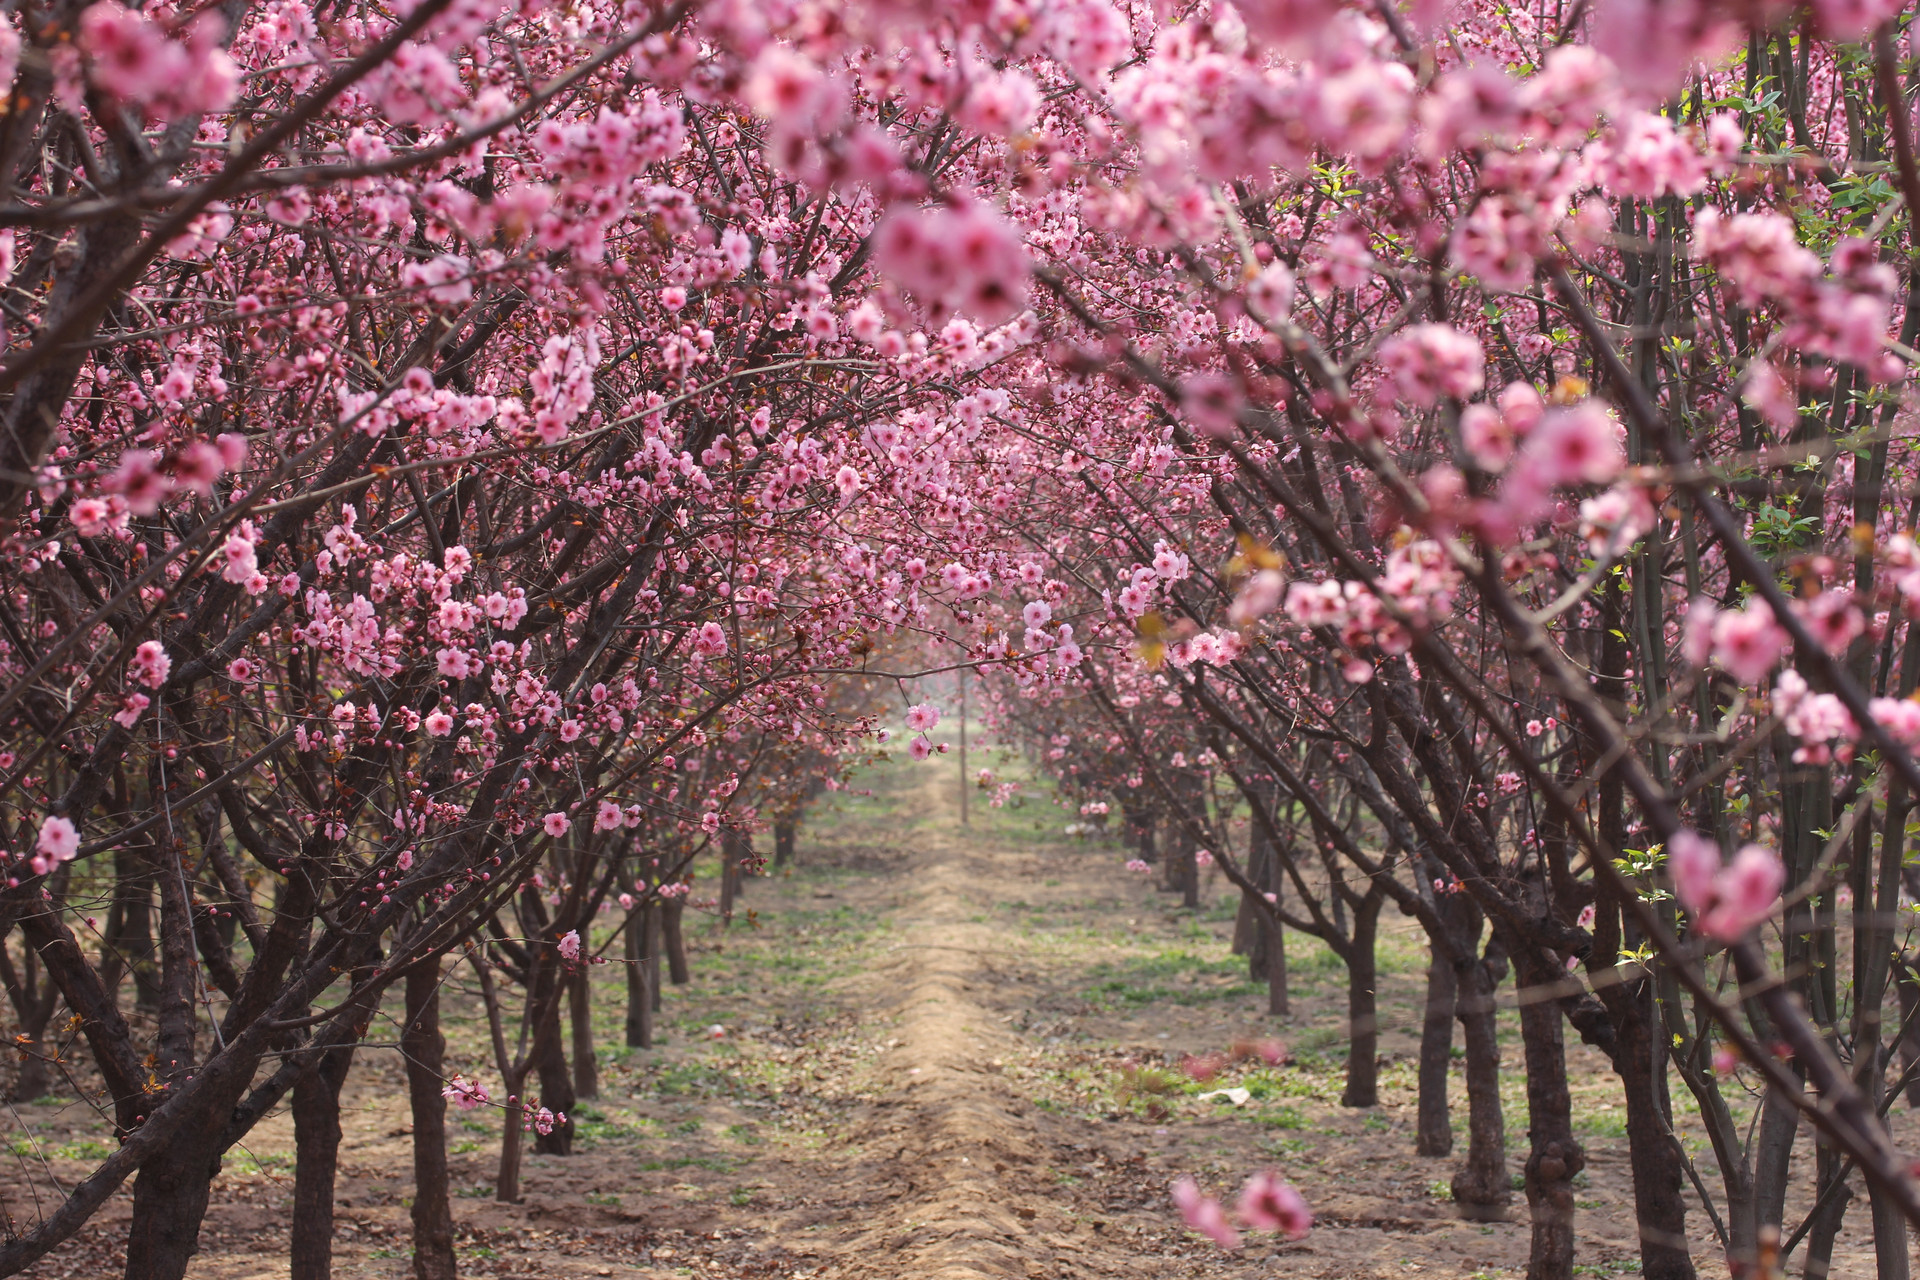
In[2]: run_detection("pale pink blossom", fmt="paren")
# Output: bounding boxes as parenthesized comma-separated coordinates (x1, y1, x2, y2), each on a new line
(905, 703, 941, 732)
(542, 812, 571, 838)
(36, 816, 78, 864)
(129, 640, 171, 689)
(558, 930, 582, 962)
(1237, 1171, 1312, 1239)
(1379, 325, 1486, 408)
(441, 1074, 489, 1111)
(1172, 1176, 1241, 1249)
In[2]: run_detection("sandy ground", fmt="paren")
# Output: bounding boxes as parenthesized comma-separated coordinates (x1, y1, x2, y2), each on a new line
(0, 749, 1907, 1279)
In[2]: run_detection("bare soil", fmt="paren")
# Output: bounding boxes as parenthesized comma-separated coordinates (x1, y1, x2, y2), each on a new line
(0, 749, 1904, 1278)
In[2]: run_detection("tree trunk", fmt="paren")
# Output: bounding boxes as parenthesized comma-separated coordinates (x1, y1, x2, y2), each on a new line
(1752, 1071, 1803, 1240)
(662, 900, 689, 985)
(290, 1040, 357, 1280)
(404, 960, 458, 1280)
(1801, 1139, 1851, 1280)
(1341, 892, 1382, 1108)
(1453, 943, 1510, 1218)
(122, 1121, 227, 1280)
(496, 1066, 527, 1204)
(109, 843, 163, 1014)
(1898, 955, 1920, 1107)
(1516, 948, 1584, 1280)
(532, 964, 576, 1156)
(569, 965, 597, 1100)
(625, 902, 653, 1048)
(1417, 945, 1456, 1157)
(774, 820, 795, 868)
(1611, 979, 1695, 1280)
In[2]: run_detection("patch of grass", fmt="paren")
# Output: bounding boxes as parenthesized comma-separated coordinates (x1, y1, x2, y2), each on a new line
(54, 1139, 112, 1162)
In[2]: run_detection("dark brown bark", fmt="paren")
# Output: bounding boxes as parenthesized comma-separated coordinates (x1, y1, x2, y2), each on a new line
(1898, 956, 1920, 1108)
(1801, 1141, 1851, 1280)
(1516, 947, 1584, 1280)
(1341, 890, 1383, 1108)
(531, 951, 576, 1157)
(662, 900, 689, 985)
(290, 1040, 357, 1280)
(1264, 872, 1288, 1018)
(1452, 940, 1510, 1218)
(774, 820, 795, 867)
(1417, 945, 1456, 1157)
(626, 903, 654, 1048)
(1608, 981, 1695, 1280)
(569, 966, 597, 1100)
(403, 960, 458, 1280)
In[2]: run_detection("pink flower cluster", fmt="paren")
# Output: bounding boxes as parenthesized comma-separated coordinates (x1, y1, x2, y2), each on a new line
(32, 816, 79, 877)
(1693, 212, 1897, 374)
(1667, 832, 1783, 942)
(1173, 1171, 1312, 1250)
(1681, 598, 1788, 686)
(78, 4, 238, 120)
(1378, 325, 1486, 408)
(872, 200, 1030, 325)
(1281, 540, 1461, 655)
(441, 1074, 490, 1112)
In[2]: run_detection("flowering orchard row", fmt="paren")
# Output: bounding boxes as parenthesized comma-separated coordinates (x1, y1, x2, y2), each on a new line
(0, 0, 1917, 1279)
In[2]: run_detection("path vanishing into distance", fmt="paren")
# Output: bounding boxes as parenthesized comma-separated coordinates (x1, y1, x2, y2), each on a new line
(14, 752, 1840, 1280)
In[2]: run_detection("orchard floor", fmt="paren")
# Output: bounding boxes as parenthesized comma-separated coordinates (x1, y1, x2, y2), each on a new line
(3, 747, 1904, 1279)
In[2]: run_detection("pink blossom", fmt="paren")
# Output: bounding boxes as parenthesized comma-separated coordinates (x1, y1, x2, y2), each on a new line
(1379, 325, 1486, 408)
(1710, 600, 1788, 685)
(1237, 1171, 1312, 1239)
(226, 658, 255, 682)
(112, 693, 150, 728)
(1246, 261, 1296, 321)
(595, 800, 624, 832)
(1668, 832, 1784, 941)
(694, 622, 729, 657)
(905, 703, 941, 732)
(441, 1074, 489, 1111)
(542, 812, 571, 838)
(908, 735, 933, 761)
(1696, 845, 1785, 941)
(129, 640, 171, 689)
(1520, 402, 1625, 487)
(1172, 1176, 1241, 1249)
(69, 498, 111, 538)
(558, 930, 582, 962)
(1126, 859, 1151, 873)
(1229, 570, 1288, 625)
(1666, 830, 1722, 917)
(424, 710, 455, 736)
(36, 816, 78, 864)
